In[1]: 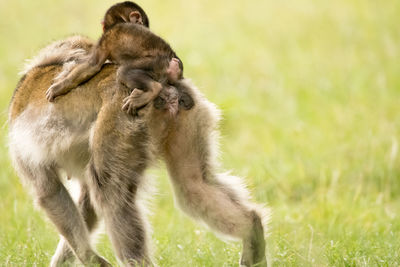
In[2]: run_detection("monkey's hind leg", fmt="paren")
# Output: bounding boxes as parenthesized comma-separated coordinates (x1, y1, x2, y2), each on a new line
(88, 100, 153, 266)
(167, 170, 267, 267)
(162, 83, 268, 267)
(11, 158, 110, 267)
(50, 183, 99, 266)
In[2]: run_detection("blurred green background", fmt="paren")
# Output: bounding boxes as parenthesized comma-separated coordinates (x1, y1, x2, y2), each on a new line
(1, 0, 399, 266)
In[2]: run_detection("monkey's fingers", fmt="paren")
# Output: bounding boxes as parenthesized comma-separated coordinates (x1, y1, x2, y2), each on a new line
(46, 88, 56, 102)
(122, 101, 148, 117)
(46, 83, 65, 102)
(122, 96, 135, 110)
(122, 98, 137, 116)
(122, 99, 131, 112)
(122, 96, 131, 106)
(122, 95, 140, 109)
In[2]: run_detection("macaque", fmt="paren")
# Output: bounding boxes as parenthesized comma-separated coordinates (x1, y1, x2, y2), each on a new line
(9, 7, 268, 267)
(46, 1, 193, 115)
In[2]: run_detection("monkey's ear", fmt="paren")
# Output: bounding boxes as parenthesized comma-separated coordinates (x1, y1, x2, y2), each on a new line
(101, 19, 105, 32)
(129, 11, 143, 24)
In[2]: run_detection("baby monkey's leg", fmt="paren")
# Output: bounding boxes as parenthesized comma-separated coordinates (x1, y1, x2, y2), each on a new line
(46, 47, 108, 102)
(118, 67, 162, 115)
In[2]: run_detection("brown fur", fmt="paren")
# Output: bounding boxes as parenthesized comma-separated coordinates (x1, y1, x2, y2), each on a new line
(9, 36, 268, 266)
(45, 1, 190, 117)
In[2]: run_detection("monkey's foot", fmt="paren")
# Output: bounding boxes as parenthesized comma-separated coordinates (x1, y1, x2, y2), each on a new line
(46, 84, 65, 102)
(240, 211, 267, 267)
(240, 258, 267, 267)
(122, 88, 151, 115)
(95, 255, 112, 267)
(46, 85, 57, 102)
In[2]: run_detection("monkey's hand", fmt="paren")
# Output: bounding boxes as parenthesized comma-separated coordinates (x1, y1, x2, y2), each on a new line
(167, 58, 182, 83)
(122, 89, 150, 116)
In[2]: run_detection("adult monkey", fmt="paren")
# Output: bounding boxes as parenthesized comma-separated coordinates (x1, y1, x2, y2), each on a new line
(9, 36, 268, 266)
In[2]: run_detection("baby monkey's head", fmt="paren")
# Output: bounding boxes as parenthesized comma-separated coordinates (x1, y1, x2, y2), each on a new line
(102, 1, 150, 32)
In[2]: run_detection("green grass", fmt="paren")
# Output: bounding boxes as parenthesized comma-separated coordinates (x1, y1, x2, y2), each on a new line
(1, 0, 400, 266)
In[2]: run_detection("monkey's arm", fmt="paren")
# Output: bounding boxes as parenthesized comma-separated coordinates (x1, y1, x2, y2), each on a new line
(126, 56, 182, 84)
(124, 56, 169, 81)
(46, 48, 108, 102)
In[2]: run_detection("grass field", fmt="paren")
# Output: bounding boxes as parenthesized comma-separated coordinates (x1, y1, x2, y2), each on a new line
(1, 0, 400, 266)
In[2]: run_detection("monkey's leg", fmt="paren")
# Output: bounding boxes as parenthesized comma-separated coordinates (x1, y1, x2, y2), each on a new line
(95, 182, 151, 267)
(88, 101, 153, 266)
(46, 47, 108, 101)
(50, 183, 99, 266)
(117, 67, 162, 115)
(162, 96, 267, 267)
(13, 159, 110, 267)
(167, 171, 266, 267)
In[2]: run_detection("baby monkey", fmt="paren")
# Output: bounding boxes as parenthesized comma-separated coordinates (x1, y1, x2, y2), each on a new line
(46, 1, 193, 114)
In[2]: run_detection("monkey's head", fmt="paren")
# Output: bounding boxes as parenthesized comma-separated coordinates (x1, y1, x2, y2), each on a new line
(102, 1, 150, 32)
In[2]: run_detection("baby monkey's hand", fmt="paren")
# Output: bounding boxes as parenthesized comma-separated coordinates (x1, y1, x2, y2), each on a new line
(167, 58, 182, 83)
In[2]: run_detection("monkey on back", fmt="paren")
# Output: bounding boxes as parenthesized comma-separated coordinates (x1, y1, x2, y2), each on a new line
(9, 2, 268, 266)
(46, 1, 193, 114)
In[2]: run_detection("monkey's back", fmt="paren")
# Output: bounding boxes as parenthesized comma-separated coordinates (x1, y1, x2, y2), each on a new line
(8, 64, 119, 179)
(102, 23, 177, 65)
(9, 64, 117, 122)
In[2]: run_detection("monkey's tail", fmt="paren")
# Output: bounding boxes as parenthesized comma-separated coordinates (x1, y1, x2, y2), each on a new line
(19, 35, 94, 75)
